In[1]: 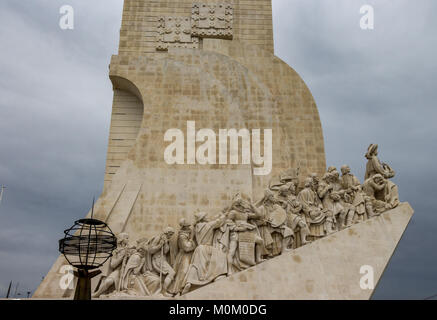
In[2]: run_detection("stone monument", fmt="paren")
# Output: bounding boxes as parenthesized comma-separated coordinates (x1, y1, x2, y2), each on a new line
(33, 1, 413, 299)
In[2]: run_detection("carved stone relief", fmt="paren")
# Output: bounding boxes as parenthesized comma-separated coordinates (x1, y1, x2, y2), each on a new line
(156, 3, 234, 51)
(92, 144, 402, 299)
(156, 16, 199, 51)
(191, 3, 234, 39)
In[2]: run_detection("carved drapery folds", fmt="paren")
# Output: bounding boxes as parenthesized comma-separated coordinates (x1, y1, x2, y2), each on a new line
(156, 2, 234, 51)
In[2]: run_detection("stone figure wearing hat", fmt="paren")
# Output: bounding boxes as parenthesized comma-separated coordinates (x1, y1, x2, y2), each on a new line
(269, 168, 300, 192)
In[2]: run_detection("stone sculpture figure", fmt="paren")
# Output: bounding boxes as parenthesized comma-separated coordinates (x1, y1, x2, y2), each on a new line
(363, 174, 390, 215)
(276, 184, 310, 246)
(363, 174, 400, 215)
(93, 233, 130, 298)
(226, 194, 265, 274)
(309, 172, 325, 209)
(329, 167, 356, 227)
(182, 212, 228, 295)
(363, 144, 399, 217)
(143, 227, 176, 296)
(256, 189, 293, 256)
(327, 167, 343, 192)
(384, 180, 400, 209)
(168, 219, 197, 296)
(119, 246, 147, 294)
(364, 144, 395, 180)
(310, 173, 321, 196)
(340, 165, 368, 224)
(318, 172, 349, 231)
(298, 178, 331, 238)
(250, 206, 274, 259)
(212, 207, 234, 254)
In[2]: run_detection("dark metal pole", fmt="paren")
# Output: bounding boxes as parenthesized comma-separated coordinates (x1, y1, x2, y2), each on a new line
(6, 281, 12, 298)
(73, 269, 101, 300)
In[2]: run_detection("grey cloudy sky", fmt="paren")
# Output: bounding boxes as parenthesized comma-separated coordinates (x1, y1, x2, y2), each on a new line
(0, 0, 435, 299)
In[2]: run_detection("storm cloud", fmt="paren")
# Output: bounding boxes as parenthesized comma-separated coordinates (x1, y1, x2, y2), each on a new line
(0, 0, 435, 299)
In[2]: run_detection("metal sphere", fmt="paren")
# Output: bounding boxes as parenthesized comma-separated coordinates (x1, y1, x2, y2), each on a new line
(59, 218, 117, 270)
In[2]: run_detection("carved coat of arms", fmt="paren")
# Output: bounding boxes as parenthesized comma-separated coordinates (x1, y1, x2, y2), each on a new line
(192, 3, 233, 39)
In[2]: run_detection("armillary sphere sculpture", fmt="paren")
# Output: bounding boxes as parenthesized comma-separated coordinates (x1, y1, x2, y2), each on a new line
(59, 200, 117, 300)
